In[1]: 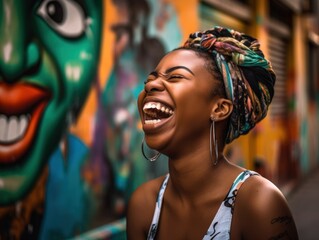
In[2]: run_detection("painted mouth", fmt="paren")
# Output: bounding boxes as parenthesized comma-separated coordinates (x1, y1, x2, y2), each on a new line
(143, 101, 174, 124)
(0, 82, 51, 164)
(0, 114, 29, 143)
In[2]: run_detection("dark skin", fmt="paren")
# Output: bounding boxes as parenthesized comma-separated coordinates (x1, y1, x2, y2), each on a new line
(127, 49, 298, 240)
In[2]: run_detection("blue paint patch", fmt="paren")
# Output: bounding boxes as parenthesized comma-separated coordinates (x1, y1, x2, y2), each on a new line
(39, 134, 91, 240)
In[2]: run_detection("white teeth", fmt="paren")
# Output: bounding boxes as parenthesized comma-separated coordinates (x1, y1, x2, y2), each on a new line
(143, 102, 174, 115)
(0, 114, 30, 143)
(145, 119, 161, 124)
(19, 115, 28, 136)
(0, 116, 6, 140)
(7, 116, 19, 142)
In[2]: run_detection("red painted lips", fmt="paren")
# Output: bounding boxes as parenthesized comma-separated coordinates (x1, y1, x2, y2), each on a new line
(0, 82, 51, 164)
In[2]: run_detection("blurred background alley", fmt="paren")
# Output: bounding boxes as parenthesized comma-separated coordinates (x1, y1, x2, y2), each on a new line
(288, 168, 319, 240)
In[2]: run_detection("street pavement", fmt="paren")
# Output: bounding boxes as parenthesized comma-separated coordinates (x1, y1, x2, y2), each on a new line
(287, 167, 319, 240)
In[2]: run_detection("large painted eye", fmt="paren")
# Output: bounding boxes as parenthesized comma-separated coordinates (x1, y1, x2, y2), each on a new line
(37, 0, 86, 38)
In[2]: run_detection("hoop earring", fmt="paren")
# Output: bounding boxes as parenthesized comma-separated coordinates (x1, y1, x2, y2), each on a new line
(141, 138, 161, 162)
(210, 120, 218, 165)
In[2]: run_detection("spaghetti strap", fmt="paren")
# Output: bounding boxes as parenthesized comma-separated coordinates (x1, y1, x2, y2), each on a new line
(203, 170, 259, 239)
(147, 174, 169, 240)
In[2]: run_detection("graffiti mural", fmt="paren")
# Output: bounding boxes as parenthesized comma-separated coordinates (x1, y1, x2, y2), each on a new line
(0, 0, 103, 238)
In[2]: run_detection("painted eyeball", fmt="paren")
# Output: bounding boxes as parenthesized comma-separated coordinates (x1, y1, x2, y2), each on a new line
(37, 0, 87, 38)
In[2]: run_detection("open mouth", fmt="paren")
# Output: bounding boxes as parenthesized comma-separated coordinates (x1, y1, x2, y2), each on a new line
(0, 82, 51, 164)
(0, 114, 29, 143)
(143, 101, 174, 124)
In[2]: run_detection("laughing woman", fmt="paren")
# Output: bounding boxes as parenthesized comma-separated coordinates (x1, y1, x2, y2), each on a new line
(127, 26, 298, 240)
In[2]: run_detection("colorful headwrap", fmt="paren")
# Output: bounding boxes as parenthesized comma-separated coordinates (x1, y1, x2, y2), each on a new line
(183, 26, 276, 143)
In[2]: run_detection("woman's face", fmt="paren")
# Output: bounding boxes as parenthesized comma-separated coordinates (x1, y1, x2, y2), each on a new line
(0, 0, 102, 204)
(138, 49, 219, 157)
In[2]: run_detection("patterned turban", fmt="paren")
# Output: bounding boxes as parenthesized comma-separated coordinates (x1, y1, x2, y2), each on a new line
(183, 26, 276, 143)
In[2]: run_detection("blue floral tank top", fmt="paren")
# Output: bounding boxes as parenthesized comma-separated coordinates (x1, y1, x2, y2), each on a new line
(147, 170, 258, 240)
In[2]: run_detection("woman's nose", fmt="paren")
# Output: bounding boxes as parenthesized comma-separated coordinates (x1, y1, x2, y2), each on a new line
(144, 79, 165, 93)
(0, 1, 40, 82)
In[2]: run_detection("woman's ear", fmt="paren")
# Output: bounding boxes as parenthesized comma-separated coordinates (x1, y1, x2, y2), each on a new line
(210, 98, 233, 121)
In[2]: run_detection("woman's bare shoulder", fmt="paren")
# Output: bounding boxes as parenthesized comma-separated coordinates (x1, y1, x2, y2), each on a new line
(234, 174, 299, 239)
(237, 174, 291, 210)
(129, 175, 167, 209)
(126, 175, 168, 240)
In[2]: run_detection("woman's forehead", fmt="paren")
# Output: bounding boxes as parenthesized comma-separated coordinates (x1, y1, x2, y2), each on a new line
(157, 49, 205, 70)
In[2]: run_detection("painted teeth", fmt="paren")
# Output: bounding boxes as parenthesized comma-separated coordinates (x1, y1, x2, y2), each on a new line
(0, 114, 30, 143)
(143, 102, 174, 115)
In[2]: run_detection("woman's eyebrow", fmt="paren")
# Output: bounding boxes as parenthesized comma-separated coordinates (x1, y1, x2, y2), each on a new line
(148, 66, 194, 77)
(165, 66, 194, 75)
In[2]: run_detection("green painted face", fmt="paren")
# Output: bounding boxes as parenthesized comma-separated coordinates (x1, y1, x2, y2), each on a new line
(0, 0, 102, 204)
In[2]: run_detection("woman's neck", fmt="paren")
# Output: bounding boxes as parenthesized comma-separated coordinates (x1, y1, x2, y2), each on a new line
(167, 150, 231, 204)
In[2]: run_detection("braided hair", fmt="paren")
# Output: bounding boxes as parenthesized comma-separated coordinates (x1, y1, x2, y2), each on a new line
(182, 26, 276, 143)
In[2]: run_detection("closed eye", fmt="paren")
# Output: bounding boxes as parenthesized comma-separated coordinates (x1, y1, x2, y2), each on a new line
(169, 75, 183, 79)
(167, 74, 185, 81)
(144, 72, 186, 84)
